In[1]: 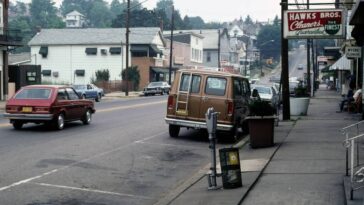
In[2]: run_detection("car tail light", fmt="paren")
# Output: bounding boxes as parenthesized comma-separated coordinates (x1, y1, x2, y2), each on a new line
(34, 107, 50, 113)
(227, 101, 234, 116)
(168, 96, 174, 110)
(6, 106, 19, 112)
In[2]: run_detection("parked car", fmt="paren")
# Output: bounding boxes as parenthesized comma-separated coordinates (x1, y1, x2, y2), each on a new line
(272, 83, 283, 105)
(90, 84, 105, 97)
(72, 84, 100, 102)
(165, 68, 251, 139)
(4, 85, 95, 130)
(143, 81, 170, 96)
(251, 84, 279, 109)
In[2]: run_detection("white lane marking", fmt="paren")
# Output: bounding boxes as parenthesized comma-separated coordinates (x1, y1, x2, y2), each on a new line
(31, 182, 152, 200)
(0, 131, 167, 192)
(99, 100, 166, 113)
(0, 169, 58, 191)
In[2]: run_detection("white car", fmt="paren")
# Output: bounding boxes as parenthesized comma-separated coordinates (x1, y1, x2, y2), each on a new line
(143, 82, 171, 96)
(251, 84, 279, 108)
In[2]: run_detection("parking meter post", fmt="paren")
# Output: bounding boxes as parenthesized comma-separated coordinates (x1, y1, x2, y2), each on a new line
(205, 107, 220, 190)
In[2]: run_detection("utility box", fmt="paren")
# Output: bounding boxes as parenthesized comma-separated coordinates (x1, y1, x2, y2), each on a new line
(219, 148, 242, 189)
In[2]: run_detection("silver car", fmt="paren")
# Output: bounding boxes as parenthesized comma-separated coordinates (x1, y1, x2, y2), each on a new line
(251, 84, 279, 109)
(143, 82, 171, 96)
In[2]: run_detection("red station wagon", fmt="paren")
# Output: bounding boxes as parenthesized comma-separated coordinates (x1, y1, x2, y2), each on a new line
(4, 85, 96, 130)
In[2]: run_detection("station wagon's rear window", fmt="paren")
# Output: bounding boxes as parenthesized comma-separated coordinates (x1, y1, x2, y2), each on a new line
(15, 88, 52, 99)
(205, 77, 227, 96)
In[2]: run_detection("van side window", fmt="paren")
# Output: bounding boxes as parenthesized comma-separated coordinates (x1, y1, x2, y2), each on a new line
(242, 80, 250, 94)
(205, 77, 226, 96)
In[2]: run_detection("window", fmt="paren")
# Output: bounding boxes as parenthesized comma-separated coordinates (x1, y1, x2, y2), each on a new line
(15, 88, 51, 99)
(85, 48, 97, 55)
(39, 46, 48, 58)
(57, 89, 68, 100)
(179, 74, 191, 92)
(233, 78, 250, 97)
(190, 75, 201, 93)
(109, 47, 121, 55)
(66, 88, 80, 100)
(75, 69, 85, 76)
(41, 70, 51, 76)
(26, 71, 37, 82)
(205, 77, 227, 96)
(207, 52, 211, 62)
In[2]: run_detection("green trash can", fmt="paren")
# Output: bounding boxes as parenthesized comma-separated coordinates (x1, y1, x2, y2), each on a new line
(219, 148, 242, 189)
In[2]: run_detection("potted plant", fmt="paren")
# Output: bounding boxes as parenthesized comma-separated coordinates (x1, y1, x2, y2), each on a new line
(290, 84, 310, 116)
(247, 97, 276, 148)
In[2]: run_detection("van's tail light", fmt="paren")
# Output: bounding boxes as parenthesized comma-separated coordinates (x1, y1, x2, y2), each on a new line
(227, 101, 234, 116)
(168, 96, 174, 110)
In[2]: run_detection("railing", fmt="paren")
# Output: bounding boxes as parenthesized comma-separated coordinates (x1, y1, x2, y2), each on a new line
(341, 121, 364, 200)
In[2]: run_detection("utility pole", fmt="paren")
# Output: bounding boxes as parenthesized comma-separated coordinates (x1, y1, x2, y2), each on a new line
(3, 0, 8, 100)
(306, 0, 311, 95)
(168, 5, 174, 85)
(124, 0, 130, 96)
(217, 29, 221, 69)
(281, 0, 290, 120)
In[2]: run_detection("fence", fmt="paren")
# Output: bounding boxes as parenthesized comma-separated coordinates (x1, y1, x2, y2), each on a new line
(341, 121, 364, 200)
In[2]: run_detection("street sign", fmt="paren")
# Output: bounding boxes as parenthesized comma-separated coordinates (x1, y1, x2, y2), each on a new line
(284, 9, 345, 39)
(345, 46, 362, 58)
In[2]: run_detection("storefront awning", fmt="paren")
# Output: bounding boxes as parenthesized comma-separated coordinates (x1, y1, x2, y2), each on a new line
(151, 67, 170, 73)
(329, 55, 352, 71)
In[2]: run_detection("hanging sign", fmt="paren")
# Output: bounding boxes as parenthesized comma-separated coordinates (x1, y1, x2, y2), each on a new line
(284, 9, 345, 39)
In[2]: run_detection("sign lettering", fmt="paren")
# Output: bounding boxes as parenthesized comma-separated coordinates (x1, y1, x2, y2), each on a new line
(284, 9, 344, 39)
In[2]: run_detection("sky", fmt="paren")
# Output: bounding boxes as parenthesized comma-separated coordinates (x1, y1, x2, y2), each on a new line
(11, 0, 336, 23)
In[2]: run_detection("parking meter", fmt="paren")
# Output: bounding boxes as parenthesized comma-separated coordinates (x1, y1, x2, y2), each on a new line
(205, 107, 220, 190)
(206, 107, 218, 136)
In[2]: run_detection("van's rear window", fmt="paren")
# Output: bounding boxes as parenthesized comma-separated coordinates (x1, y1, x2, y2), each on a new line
(205, 77, 226, 96)
(14, 88, 52, 99)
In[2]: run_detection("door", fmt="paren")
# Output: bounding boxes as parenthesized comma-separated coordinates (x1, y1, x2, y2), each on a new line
(200, 76, 229, 124)
(65, 88, 84, 120)
(177, 73, 202, 120)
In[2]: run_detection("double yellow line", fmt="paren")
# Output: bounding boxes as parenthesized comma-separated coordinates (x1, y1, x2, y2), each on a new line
(0, 100, 166, 128)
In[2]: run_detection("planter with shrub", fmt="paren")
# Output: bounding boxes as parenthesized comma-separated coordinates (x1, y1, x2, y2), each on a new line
(290, 85, 310, 116)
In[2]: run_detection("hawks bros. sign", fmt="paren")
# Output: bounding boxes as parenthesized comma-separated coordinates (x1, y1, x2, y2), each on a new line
(284, 9, 344, 39)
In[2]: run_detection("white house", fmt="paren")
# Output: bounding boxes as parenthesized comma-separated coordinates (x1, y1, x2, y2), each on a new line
(27, 27, 165, 85)
(65, 10, 85, 28)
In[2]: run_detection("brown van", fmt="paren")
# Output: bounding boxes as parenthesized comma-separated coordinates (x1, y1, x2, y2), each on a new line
(165, 68, 251, 138)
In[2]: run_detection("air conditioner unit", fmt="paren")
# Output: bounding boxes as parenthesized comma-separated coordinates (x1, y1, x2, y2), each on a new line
(101, 49, 107, 55)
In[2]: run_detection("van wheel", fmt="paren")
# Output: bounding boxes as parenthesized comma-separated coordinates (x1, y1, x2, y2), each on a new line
(169, 125, 180, 138)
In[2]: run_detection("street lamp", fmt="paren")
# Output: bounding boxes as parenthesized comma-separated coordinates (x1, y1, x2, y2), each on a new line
(259, 40, 274, 76)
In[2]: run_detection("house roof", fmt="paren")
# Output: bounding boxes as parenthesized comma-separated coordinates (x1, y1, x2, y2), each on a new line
(66, 10, 85, 17)
(8, 53, 31, 65)
(28, 27, 163, 46)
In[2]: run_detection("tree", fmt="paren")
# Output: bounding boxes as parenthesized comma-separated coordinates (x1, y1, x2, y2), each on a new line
(186, 16, 205, 29)
(111, 8, 160, 28)
(30, 0, 65, 28)
(244, 15, 253, 25)
(110, 0, 123, 19)
(95, 69, 110, 82)
(156, 0, 174, 17)
(122, 66, 140, 91)
(257, 23, 281, 62)
(88, 1, 112, 27)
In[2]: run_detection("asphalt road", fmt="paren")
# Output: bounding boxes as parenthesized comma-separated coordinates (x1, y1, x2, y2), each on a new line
(0, 96, 235, 205)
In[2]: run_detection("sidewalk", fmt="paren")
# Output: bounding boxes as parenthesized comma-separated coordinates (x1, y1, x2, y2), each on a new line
(156, 87, 364, 205)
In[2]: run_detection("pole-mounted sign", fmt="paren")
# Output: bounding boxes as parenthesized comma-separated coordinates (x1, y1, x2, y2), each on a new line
(345, 46, 362, 59)
(284, 9, 345, 39)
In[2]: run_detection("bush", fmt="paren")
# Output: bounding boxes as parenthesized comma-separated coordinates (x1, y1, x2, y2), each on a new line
(294, 85, 310, 97)
(122, 66, 140, 91)
(95, 69, 110, 82)
(249, 99, 275, 116)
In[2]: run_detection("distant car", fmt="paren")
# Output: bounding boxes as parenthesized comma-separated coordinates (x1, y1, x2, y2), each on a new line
(269, 76, 280, 83)
(298, 64, 304, 70)
(4, 85, 95, 130)
(289, 81, 300, 95)
(72, 84, 100, 102)
(251, 84, 279, 109)
(143, 82, 170, 96)
(90, 84, 105, 98)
